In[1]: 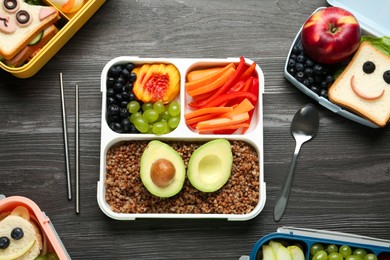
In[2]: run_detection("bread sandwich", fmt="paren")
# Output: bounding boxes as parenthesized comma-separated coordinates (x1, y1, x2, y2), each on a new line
(0, 0, 60, 63)
(328, 41, 390, 127)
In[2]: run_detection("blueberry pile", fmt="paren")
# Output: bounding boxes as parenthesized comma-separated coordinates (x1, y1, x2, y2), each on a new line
(287, 41, 336, 98)
(106, 63, 140, 133)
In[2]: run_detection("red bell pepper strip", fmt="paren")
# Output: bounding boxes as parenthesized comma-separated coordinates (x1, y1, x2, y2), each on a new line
(227, 80, 245, 93)
(242, 77, 253, 92)
(190, 57, 247, 109)
(241, 77, 259, 134)
(201, 91, 257, 108)
(240, 62, 256, 82)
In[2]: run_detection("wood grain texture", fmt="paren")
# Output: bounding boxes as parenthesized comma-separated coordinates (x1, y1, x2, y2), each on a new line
(1, 0, 390, 259)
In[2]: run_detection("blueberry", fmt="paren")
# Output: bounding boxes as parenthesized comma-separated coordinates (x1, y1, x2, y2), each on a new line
(108, 65, 122, 78)
(290, 54, 297, 60)
(287, 67, 296, 75)
(295, 71, 305, 82)
(116, 76, 126, 86)
(107, 104, 120, 116)
(305, 59, 314, 68)
(295, 63, 305, 71)
(288, 59, 296, 68)
(107, 77, 115, 87)
(314, 75, 322, 83)
(307, 76, 314, 84)
(121, 68, 131, 79)
(383, 70, 390, 84)
(292, 45, 301, 54)
(112, 122, 122, 133)
(363, 61, 376, 74)
(107, 97, 116, 106)
(320, 81, 328, 89)
(113, 82, 122, 93)
(115, 93, 123, 102)
(121, 91, 130, 101)
(125, 63, 135, 71)
(11, 228, 24, 240)
(310, 85, 320, 95)
(304, 68, 313, 76)
(108, 115, 120, 123)
(128, 92, 136, 101)
(120, 101, 129, 108)
(122, 83, 132, 92)
(320, 88, 328, 98)
(107, 88, 115, 97)
(119, 107, 129, 118)
(313, 64, 324, 75)
(129, 72, 137, 82)
(302, 79, 310, 87)
(121, 118, 131, 132)
(0, 236, 10, 249)
(297, 54, 306, 63)
(129, 123, 139, 134)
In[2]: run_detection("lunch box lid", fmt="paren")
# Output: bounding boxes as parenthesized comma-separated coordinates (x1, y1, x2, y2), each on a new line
(278, 226, 390, 248)
(327, 0, 390, 36)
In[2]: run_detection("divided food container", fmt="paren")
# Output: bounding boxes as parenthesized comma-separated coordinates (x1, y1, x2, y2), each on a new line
(97, 57, 266, 221)
(240, 227, 390, 260)
(0, 195, 71, 259)
(284, 0, 390, 128)
(0, 0, 106, 78)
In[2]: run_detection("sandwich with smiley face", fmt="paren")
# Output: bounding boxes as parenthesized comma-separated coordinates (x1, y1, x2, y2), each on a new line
(329, 41, 390, 127)
(0, 0, 59, 65)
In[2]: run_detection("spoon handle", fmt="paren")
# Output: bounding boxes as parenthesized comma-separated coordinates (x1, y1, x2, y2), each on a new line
(273, 141, 303, 222)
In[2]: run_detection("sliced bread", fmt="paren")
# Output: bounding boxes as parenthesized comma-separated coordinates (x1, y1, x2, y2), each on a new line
(0, 1, 59, 60)
(328, 41, 390, 127)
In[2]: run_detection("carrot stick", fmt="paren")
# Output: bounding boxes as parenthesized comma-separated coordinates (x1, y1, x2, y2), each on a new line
(198, 123, 250, 134)
(187, 67, 236, 96)
(184, 106, 233, 120)
(186, 63, 235, 90)
(185, 114, 216, 126)
(221, 98, 254, 117)
(196, 113, 249, 131)
(186, 63, 235, 82)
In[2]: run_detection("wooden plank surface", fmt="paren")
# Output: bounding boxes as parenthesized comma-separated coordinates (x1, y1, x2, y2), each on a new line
(1, 0, 390, 259)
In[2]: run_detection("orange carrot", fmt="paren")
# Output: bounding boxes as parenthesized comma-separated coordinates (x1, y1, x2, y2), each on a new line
(185, 114, 216, 126)
(186, 63, 235, 82)
(186, 63, 235, 91)
(198, 123, 250, 134)
(187, 67, 236, 96)
(196, 112, 249, 131)
(221, 98, 254, 117)
(242, 77, 253, 92)
(184, 106, 233, 120)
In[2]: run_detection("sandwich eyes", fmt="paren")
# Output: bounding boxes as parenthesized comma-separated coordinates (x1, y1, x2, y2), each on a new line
(16, 10, 31, 26)
(384, 70, 390, 84)
(362, 61, 376, 74)
(11, 227, 24, 240)
(0, 236, 10, 249)
(3, 0, 19, 12)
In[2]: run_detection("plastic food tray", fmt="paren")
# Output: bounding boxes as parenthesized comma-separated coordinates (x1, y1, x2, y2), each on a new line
(0, 195, 71, 259)
(97, 57, 266, 221)
(0, 0, 106, 78)
(240, 227, 390, 260)
(284, 0, 390, 128)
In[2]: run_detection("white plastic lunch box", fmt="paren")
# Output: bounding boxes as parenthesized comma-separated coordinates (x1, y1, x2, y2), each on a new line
(97, 57, 266, 221)
(284, 0, 390, 128)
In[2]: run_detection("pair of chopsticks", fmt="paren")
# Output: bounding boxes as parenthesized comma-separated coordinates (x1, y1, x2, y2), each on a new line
(60, 73, 80, 214)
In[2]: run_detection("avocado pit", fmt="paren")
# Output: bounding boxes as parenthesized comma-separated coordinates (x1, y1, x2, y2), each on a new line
(150, 159, 176, 187)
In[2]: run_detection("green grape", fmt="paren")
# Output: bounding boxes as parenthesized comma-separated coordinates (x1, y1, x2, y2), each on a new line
(127, 101, 140, 113)
(47, 253, 60, 260)
(129, 112, 142, 123)
(326, 244, 339, 254)
(142, 102, 153, 111)
(353, 249, 368, 259)
(34, 256, 48, 260)
(168, 101, 180, 116)
(339, 245, 352, 258)
(160, 110, 170, 121)
(311, 243, 325, 256)
(328, 252, 343, 260)
(134, 117, 149, 133)
(152, 121, 168, 135)
(153, 101, 165, 114)
(363, 254, 378, 260)
(143, 109, 159, 123)
(312, 250, 327, 260)
(346, 255, 363, 260)
(168, 116, 180, 129)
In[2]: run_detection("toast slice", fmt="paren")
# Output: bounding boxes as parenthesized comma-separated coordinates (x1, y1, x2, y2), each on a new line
(0, 0, 59, 60)
(328, 42, 390, 127)
(3, 24, 58, 67)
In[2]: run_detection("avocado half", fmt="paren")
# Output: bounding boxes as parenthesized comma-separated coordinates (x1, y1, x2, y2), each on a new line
(187, 139, 233, 192)
(140, 140, 186, 198)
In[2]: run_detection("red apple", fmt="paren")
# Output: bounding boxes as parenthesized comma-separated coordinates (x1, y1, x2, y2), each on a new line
(301, 6, 361, 64)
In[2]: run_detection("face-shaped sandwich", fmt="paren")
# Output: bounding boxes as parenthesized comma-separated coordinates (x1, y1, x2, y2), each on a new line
(328, 41, 390, 127)
(0, 0, 59, 60)
(0, 206, 42, 260)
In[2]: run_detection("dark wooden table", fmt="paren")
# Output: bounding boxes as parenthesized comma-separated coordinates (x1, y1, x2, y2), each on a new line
(1, 0, 390, 259)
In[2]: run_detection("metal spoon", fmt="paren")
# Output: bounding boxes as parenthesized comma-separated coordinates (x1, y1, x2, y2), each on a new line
(274, 103, 319, 222)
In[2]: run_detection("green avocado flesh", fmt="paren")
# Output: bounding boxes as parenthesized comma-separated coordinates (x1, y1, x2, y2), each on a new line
(140, 140, 185, 198)
(187, 139, 233, 193)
